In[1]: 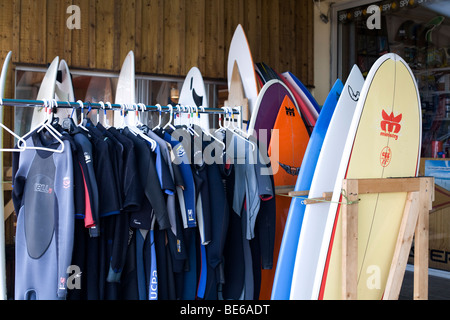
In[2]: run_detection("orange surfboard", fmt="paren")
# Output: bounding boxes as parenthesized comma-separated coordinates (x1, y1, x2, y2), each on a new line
(259, 95, 309, 299)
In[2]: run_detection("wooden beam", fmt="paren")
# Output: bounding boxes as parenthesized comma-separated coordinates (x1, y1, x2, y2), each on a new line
(414, 177, 433, 300)
(348, 177, 421, 194)
(383, 191, 420, 300)
(4, 199, 14, 222)
(341, 177, 433, 300)
(341, 178, 359, 300)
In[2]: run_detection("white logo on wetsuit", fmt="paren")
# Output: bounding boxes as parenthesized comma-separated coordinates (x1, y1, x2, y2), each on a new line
(84, 152, 92, 164)
(34, 183, 53, 194)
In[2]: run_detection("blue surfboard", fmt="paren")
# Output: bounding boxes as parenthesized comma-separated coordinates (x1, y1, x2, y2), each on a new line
(271, 79, 343, 300)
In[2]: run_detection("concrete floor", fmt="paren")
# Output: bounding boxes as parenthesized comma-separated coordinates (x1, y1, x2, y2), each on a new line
(399, 268, 450, 300)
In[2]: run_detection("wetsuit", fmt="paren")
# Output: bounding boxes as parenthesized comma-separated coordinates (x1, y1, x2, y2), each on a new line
(13, 130, 74, 300)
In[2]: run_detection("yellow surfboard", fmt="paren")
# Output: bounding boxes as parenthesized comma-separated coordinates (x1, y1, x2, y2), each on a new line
(319, 54, 421, 300)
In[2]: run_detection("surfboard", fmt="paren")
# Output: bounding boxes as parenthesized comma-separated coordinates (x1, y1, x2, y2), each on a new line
(248, 79, 299, 146)
(30, 56, 59, 130)
(114, 51, 136, 126)
(225, 61, 248, 127)
(289, 65, 364, 300)
(318, 53, 421, 300)
(258, 95, 310, 300)
(271, 79, 343, 300)
(178, 67, 210, 130)
(279, 74, 316, 131)
(281, 72, 320, 121)
(0, 51, 12, 300)
(227, 24, 259, 122)
(255, 62, 280, 84)
(85, 76, 113, 126)
(54, 59, 75, 121)
(254, 64, 315, 132)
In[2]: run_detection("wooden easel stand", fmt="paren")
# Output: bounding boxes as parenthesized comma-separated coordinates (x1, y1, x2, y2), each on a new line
(341, 177, 434, 300)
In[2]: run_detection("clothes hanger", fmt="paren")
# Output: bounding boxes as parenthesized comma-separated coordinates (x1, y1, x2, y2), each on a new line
(223, 106, 255, 152)
(162, 104, 176, 131)
(215, 107, 227, 133)
(118, 103, 128, 129)
(152, 104, 162, 131)
(98, 101, 106, 126)
(61, 100, 79, 134)
(175, 104, 182, 126)
(18, 99, 65, 153)
(104, 101, 112, 129)
(0, 98, 27, 152)
(231, 106, 248, 138)
(199, 106, 225, 150)
(76, 100, 89, 132)
(127, 103, 157, 151)
(136, 103, 146, 127)
(186, 105, 199, 137)
(179, 105, 187, 127)
(37, 99, 63, 137)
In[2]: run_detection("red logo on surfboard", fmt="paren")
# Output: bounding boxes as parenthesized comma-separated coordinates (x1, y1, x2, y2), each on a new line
(380, 146, 392, 167)
(380, 110, 402, 140)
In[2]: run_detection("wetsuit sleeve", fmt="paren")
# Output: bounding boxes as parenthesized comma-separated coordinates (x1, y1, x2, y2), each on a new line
(143, 149, 170, 230)
(12, 150, 25, 216)
(54, 140, 75, 299)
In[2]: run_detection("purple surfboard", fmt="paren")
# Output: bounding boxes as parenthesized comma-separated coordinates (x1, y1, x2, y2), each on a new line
(248, 79, 299, 146)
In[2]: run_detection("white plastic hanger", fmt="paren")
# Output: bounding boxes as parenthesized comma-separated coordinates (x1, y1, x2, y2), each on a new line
(128, 103, 157, 151)
(104, 101, 113, 129)
(136, 103, 146, 127)
(223, 106, 255, 151)
(37, 99, 62, 137)
(162, 104, 176, 131)
(199, 106, 225, 150)
(215, 107, 227, 133)
(99, 101, 107, 127)
(152, 104, 162, 131)
(18, 99, 65, 153)
(76, 100, 89, 132)
(186, 105, 199, 137)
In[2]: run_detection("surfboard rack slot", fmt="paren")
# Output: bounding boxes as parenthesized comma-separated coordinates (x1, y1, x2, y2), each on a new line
(287, 190, 333, 204)
(340, 177, 434, 300)
(287, 190, 309, 197)
(303, 192, 333, 204)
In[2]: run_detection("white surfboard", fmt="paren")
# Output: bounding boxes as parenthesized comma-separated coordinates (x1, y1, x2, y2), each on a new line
(289, 65, 364, 300)
(227, 24, 259, 122)
(114, 51, 136, 126)
(54, 59, 76, 121)
(30, 56, 60, 129)
(178, 67, 209, 130)
(0, 51, 12, 300)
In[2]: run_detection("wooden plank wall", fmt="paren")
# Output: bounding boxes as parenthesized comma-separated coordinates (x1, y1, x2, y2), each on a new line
(0, 0, 314, 244)
(0, 0, 314, 82)
(0, 1, 314, 296)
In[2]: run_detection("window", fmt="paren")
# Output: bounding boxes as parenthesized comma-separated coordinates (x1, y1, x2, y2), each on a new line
(14, 66, 226, 136)
(331, 0, 450, 298)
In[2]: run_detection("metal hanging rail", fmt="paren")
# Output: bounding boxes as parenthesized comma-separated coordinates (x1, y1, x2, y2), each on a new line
(0, 98, 241, 115)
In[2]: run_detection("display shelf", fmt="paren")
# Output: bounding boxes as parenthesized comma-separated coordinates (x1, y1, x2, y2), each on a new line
(340, 177, 434, 300)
